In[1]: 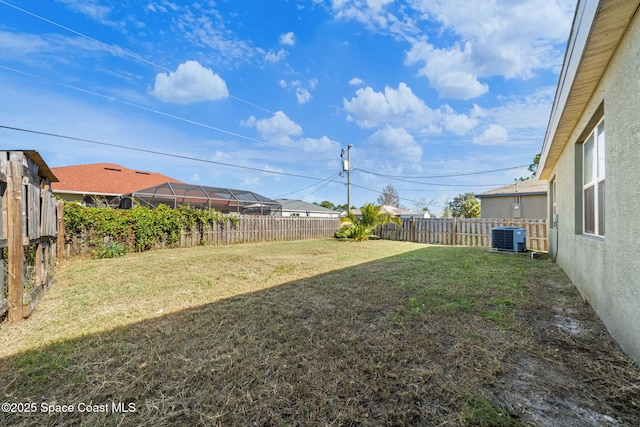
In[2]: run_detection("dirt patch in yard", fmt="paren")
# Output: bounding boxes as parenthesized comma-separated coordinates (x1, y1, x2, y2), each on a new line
(0, 242, 639, 426)
(493, 276, 637, 426)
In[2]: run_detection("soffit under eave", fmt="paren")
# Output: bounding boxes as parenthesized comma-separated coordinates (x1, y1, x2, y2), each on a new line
(539, 0, 639, 180)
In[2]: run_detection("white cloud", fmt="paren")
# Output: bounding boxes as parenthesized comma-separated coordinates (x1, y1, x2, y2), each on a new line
(296, 88, 312, 104)
(405, 40, 488, 100)
(0, 31, 51, 57)
(265, 48, 287, 63)
(343, 83, 431, 128)
(349, 77, 365, 86)
(176, 8, 254, 68)
(253, 111, 303, 144)
(405, 1, 573, 98)
(152, 60, 229, 104)
(473, 87, 557, 146)
(441, 105, 478, 136)
(415, 0, 573, 77)
(297, 136, 340, 154)
(328, 0, 573, 99)
(366, 125, 422, 162)
(58, 0, 112, 21)
(240, 176, 261, 187)
(344, 82, 479, 136)
(0, 31, 116, 65)
(280, 79, 315, 104)
(472, 124, 509, 145)
(240, 116, 257, 128)
(329, 0, 416, 40)
(280, 31, 295, 46)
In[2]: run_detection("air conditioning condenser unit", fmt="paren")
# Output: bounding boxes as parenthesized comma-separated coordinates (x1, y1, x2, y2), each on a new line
(491, 226, 527, 252)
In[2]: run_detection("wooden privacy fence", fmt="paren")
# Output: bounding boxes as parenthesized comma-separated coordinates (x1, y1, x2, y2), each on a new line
(66, 216, 341, 255)
(175, 216, 341, 247)
(378, 218, 548, 252)
(1, 151, 59, 321)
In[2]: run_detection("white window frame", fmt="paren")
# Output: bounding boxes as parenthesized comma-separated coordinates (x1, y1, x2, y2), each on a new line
(582, 117, 605, 237)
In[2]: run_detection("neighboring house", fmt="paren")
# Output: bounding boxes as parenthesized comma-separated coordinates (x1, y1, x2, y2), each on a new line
(379, 205, 431, 219)
(345, 205, 430, 219)
(276, 199, 341, 218)
(51, 163, 183, 206)
(477, 180, 547, 219)
(538, 0, 640, 362)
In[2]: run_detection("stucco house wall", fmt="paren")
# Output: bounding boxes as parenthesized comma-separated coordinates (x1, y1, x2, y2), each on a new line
(478, 180, 547, 219)
(479, 194, 547, 219)
(539, 0, 640, 362)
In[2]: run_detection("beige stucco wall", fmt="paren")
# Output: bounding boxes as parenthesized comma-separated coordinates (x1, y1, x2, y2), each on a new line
(480, 194, 547, 219)
(548, 11, 640, 362)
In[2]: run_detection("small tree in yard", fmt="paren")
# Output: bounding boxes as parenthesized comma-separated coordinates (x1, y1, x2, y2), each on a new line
(444, 193, 481, 218)
(335, 203, 402, 241)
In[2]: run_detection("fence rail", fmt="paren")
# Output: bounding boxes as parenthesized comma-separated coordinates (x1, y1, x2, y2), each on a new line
(378, 218, 548, 252)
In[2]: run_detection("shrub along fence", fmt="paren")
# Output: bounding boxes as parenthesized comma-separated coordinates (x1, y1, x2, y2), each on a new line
(62, 203, 341, 257)
(378, 218, 548, 252)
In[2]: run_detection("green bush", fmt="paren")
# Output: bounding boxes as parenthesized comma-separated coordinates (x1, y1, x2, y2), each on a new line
(335, 204, 401, 241)
(63, 202, 238, 254)
(94, 241, 126, 259)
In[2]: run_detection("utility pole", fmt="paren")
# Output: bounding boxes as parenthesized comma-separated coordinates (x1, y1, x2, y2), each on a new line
(341, 144, 353, 215)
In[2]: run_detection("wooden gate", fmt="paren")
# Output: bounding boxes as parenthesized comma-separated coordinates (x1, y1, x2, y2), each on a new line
(1, 151, 59, 321)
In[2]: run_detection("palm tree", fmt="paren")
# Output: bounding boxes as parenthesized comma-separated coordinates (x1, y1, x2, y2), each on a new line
(336, 203, 402, 241)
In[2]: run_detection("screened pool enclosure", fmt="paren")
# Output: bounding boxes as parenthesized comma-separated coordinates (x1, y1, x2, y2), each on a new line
(120, 182, 282, 215)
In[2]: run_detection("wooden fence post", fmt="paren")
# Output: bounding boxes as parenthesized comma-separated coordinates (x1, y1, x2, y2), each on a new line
(7, 159, 24, 321)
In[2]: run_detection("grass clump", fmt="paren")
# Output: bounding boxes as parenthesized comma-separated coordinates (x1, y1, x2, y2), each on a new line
(93, 240, 126, 259)
(460, 396, 523, 426)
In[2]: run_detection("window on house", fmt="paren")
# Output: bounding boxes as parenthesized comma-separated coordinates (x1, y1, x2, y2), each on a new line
(582, 118, 605, 236)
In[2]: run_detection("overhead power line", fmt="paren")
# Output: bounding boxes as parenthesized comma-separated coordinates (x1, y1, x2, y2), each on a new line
(0, 65, 266, 145)
(274, 173, 342, 198)
(0, 0, 344, 145)
(354, 164, 529, 179)
(352, 169, 503, 187)
(0, 124, 330, 182)
(349, 183, 422, 206)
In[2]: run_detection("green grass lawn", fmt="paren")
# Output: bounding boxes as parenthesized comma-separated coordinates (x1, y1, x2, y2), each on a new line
(1, 240, 639, 426)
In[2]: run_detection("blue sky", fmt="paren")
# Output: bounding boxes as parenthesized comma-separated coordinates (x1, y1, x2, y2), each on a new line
(0, 0, 576, 211)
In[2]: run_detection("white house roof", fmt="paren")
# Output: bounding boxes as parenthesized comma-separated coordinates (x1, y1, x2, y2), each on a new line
(275, 199, 340, 214)
(478, 179, 547, 198)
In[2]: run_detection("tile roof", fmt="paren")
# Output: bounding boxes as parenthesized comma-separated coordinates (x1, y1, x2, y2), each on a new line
(479, 179, 547, 197)
(50, 163, 183, 196)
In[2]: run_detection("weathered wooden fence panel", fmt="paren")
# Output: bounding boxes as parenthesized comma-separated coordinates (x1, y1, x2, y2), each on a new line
(379, 218, 548, 252)
(0, 151, 58, 321)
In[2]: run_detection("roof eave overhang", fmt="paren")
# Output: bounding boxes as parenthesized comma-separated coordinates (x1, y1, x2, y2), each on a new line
(538, 0, 640, 180)
(53, 190, 122, 197)
(478, 191, 547, 198)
